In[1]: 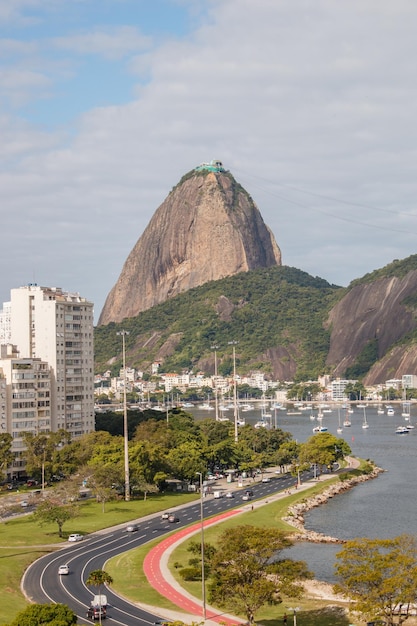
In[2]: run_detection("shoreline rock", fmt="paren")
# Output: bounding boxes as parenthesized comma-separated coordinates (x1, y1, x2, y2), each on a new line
(283, 466, 384, 543)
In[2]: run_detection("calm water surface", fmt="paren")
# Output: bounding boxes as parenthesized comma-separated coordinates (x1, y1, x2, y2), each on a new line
(191, 403, 417, 581)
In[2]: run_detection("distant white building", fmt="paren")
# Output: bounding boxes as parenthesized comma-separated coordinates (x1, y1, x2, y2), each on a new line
(402, 374, 417, 389)
(0, 302, 11, 344)
(331, 378, 357, 401)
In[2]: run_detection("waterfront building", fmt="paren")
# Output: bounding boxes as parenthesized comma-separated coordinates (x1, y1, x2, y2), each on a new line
(331, 378, 357, 401)
(402, 374, 417, 389)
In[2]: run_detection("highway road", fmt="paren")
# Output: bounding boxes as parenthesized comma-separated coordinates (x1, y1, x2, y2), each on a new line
(23, 471, 309, 625)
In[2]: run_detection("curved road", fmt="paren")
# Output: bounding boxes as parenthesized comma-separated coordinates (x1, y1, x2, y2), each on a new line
(23, 471, 311, 625)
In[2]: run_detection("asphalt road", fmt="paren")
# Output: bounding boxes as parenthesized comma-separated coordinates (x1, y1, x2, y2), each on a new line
(23, 471, 310, 625)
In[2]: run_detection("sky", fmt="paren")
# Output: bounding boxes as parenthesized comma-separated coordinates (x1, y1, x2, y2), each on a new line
(2, 0, 417, 323)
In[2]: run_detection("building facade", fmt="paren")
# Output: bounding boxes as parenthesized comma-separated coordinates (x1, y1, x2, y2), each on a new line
(0, 344, 52, 477)
(5, 285, 95, 440)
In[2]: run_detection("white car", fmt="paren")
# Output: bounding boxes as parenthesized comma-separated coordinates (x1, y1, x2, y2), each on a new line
(58, 564, 69, 575)
(225, 492, 234, 498)
(262, 477, 271, 483)
(68, 533, 83, 542)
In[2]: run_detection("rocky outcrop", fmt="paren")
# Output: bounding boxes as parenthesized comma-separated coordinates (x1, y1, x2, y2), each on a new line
(98, 167, 281, 325)
(284, 467, 384, 543)
(325, 272, 417, 382)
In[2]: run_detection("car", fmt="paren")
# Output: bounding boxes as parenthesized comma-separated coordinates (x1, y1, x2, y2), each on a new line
(242, 494, 251, 501)
(68, 533, 83, 542)
(86, 606, 106, 620)
(126, 524, 139, 532)
(58, 564, 69, 575)
(261, 477, 271, 483)
(161, 512, 172, 520)
(225, 492, 234, 498)
(245, 490, 254, 496)
(168, 514, 179, 523)
(20, 500, 29, 507)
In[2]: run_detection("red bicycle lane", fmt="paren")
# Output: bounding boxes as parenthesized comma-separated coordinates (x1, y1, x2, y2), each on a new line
(143, 509, 244, 625)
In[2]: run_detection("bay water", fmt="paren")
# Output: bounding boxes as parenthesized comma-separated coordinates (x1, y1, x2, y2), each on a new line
(191, 402, 417, 582)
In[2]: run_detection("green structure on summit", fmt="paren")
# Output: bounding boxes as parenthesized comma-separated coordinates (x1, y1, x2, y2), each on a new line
(195, 159, 226, 173)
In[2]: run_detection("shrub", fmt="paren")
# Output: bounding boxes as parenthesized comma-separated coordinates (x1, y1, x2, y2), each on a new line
(178, 566, 201, 581)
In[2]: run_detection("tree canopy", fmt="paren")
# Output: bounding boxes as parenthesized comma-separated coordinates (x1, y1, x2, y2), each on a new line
(334, 534, 417, 626)
(208, 525, 312, 624)
(7, 603, 77, 626)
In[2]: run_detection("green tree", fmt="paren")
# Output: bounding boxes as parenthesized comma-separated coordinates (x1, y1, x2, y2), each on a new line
(0, 433, 13, 481)
(22, 430, 71, 483)
(299, 433, 350, 472)
(8, 603, 77, 625)
(334, 534, 417, 626)
(86, 569, 113, 625)
(208, 525, 311, 624)
(34, 500, 78, 537)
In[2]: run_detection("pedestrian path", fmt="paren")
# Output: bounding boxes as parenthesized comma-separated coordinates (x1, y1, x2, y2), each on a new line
(144, 510, 243, 625)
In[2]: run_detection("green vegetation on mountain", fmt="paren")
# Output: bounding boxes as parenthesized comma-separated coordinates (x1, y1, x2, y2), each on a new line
(94, 266, 340, 380)
(349, 254, 417, 287)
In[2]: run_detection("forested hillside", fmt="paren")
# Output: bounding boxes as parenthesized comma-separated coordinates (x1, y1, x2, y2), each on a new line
(94, 266, 341, 381)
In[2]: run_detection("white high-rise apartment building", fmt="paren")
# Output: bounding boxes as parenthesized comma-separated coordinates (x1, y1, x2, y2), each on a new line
(8, 285, 95, 438)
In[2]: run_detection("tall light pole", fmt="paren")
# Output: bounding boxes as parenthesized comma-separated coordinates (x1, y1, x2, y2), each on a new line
(288, 607, 300, 626)
(117, 330, 130, 501)
(211, 344, 219, 422)
(196, 472, 206, 620)
(228, 341, 238, 442)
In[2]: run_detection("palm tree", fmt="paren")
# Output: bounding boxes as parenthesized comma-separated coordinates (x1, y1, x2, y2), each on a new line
(85, 569, 113, 625)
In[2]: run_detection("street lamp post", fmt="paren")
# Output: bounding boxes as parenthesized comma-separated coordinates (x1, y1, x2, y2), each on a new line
(228, 341, 238, 442)
(117, 330, 130, 502)
(211, 344, 219, 422)
(196, 472, 207, 620)
(288, 607, 300, 626)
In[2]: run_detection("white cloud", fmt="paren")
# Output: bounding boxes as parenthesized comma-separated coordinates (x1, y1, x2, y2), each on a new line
(51, 26, 152, 60)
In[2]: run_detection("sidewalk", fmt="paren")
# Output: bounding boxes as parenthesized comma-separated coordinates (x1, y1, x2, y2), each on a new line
(143, 467, 344, 625)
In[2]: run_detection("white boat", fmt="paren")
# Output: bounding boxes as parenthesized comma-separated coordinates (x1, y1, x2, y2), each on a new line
(377, 404, 384, 415)
(387, 408, 395, 416)
(402, 402, 411, 420)
(199, 403, 214, 410)
(396, 425, 410, 435)
(362, 407, 369, 429)
(313, 425, 328, 433)
(337, 407, 343, 434)
(254, 419, 270, 429)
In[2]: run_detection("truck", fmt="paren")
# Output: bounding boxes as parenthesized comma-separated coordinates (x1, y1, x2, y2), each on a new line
(213, 490, 223, 499)
(86, 595, 107, 620)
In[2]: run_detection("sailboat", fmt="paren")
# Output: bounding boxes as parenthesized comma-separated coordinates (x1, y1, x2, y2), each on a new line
(337, 407, 343, 434)
(402, 401, 411, 420)
(343, 407, 351, 427)
(362, 406, 369, 429)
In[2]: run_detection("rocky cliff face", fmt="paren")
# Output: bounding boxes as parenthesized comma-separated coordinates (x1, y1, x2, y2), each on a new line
(325, 271, 417, 383)
(98, 167, 281, 325)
